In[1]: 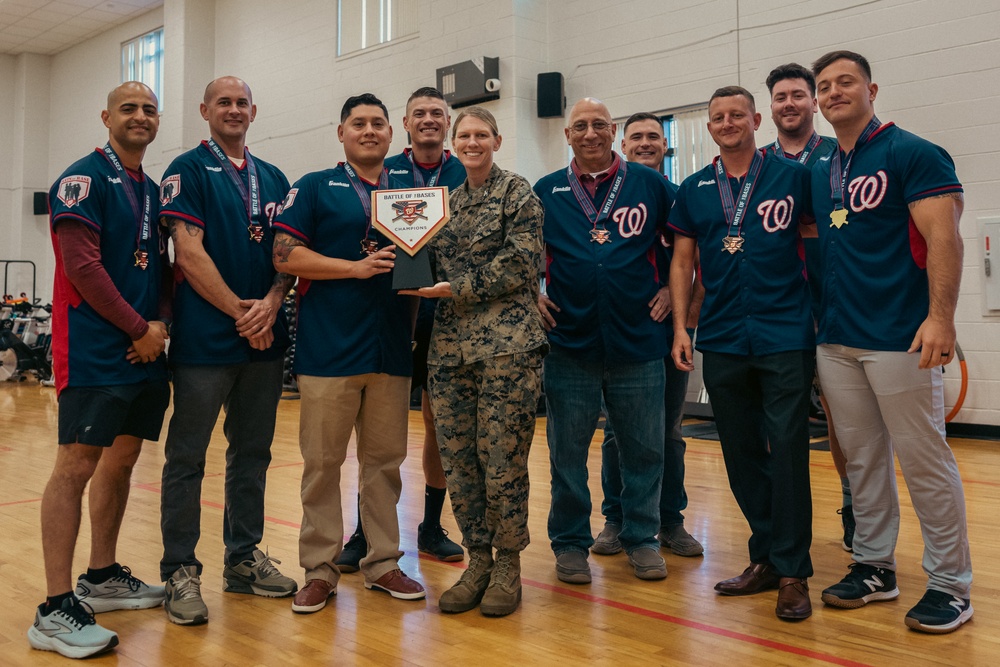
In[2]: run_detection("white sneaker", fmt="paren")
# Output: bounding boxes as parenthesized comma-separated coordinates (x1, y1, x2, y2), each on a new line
(27, 596, 119, 659)
(75, 564, 165, 613)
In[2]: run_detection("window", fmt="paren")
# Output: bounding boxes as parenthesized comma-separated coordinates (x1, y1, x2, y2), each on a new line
(337, 0, 416, 56)
(611, 105, 712, 183)
(121, 28, 164, 110)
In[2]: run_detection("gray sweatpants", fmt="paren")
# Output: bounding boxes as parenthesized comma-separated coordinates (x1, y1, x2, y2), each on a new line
(816, 344, 972, 597)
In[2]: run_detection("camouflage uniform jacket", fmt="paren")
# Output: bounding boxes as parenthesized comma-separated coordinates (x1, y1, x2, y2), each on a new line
(427, 163, 547, 366)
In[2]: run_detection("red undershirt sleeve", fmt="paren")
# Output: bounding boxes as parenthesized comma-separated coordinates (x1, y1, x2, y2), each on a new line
(57, 221, 149, 340)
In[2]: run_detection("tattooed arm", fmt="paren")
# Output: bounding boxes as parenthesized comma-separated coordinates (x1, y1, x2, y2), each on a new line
(165, 216, 249, 321)
(907, 192, 964, 368)
(272, 230, 396, 281)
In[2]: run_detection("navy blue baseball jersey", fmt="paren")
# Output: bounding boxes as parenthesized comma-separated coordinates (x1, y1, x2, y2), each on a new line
(812, 123, 963, 350)
(766, 134, 838, 318)
(384, 148, 467, 190)
(49, 148, 167, 392)
(159, 142, 290, 365)
(273, 164, 413, 378)
(534, 156, 675, 362)
(669, 150, 814, 356)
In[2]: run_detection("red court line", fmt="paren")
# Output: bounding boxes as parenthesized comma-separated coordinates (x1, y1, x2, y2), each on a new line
(430, 556, 870, 667)
(0, 497, 42, 507)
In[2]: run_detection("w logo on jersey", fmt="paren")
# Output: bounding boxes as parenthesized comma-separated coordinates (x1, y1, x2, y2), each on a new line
(160, 175, 181, 205)
(612, 203, 648, 238)
(758, 196, 795, 232)
(848, 171, 888, 213)
(57, 176, 91, 208)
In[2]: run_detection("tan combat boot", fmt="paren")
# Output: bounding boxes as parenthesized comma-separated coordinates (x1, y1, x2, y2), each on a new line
(480, 550, 521, 616)
(438, 548, 493, 613)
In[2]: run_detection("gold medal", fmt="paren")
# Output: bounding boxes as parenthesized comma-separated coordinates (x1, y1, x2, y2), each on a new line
(360, 238, 379, 256)
(248, 224, 264, 242)
(590, 228, 612, 244)
(830, 208, 849, 229)
(133, 249, 149, 270)
(721, 236, 744, 254)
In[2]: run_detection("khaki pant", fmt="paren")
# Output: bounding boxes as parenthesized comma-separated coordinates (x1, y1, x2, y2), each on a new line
(296, 373, 409, 585)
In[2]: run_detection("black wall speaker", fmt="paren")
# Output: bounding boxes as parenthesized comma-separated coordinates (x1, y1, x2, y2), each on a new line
(537, 72, 565, 118)
(33, 191, 47, 216)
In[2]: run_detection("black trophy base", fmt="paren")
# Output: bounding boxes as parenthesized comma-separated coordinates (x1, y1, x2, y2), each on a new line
(392, 248, 434, 290)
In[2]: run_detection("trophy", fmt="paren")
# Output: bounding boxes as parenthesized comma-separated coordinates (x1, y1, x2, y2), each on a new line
(372, 187, 450, 289)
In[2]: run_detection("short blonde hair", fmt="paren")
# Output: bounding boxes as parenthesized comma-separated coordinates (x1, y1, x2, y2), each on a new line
(452, 106, 499, 140)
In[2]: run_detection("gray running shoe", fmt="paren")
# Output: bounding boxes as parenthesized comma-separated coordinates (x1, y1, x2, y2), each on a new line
(223, 548, 297, 598)
(75, 564, 165, 613)
(165, 565, 208, 625)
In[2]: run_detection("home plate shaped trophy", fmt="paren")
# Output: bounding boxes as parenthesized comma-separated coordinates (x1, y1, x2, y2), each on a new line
(372, 187, 450, 289)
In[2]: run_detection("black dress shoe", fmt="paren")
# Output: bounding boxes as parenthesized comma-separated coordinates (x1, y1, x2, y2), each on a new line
(714, 563, 781, 596)
(776, 577, 812, 620)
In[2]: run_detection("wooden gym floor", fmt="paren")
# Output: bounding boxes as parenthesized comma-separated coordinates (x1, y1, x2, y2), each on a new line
(1, 381, 997, 666)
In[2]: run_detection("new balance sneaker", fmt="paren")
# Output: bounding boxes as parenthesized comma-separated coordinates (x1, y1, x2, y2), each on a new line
(417, 522, 465, 562)
(838, 505, 856, 552)
(821, 563, 899, 609)
(904, 589, 973, 634)
(27, 596, 118, 659)
(165, 565, 208, 625)
(75, 564, 165, 613)
(337, 529, 367, 574)
(223, 548, 297, 598)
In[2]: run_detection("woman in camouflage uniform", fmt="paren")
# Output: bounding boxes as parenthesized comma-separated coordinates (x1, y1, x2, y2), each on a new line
(402, 106, 546, 617)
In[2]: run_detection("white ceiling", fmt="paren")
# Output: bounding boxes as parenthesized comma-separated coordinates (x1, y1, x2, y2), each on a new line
(0, 0, 162, 56)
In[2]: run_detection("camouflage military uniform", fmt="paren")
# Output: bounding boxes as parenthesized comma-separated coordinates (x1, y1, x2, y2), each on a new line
(427, 164, 547, 552)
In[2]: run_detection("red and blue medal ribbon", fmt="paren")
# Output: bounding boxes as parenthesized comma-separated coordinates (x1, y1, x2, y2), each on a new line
(566, 156, 628, 242)
(406, 148, 448, 187)
(771, 131, 821, 165)
(342, 161, 390, 254)
(100, 143, 152, 269)
(205, 139, 262, 240)
(829, 116, 883, 211)
(715, 148, 765, 244)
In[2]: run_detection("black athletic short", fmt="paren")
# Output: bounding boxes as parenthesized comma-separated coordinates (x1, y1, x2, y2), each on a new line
(411, 297, 438, 392)
(58, 380, 170, 447)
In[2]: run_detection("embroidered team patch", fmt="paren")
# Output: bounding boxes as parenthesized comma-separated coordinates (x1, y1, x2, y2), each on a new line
(160, 175, 181, 205)
(57, 176, 91, 208)
(281, 188, 298, 211)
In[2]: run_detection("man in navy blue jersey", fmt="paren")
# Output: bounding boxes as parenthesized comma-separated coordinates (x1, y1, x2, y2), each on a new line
(811, 50, 973, 634)
(669, 86, 815, 621)
(535, 98, 675, 584)
(592, 112, 705, 561)
(338, 87, 467, 571)
(159, 76, 297, 626)
(274, 93, 426, 614)
(29, 82, 169, 659)
(765, 62, 856, 553)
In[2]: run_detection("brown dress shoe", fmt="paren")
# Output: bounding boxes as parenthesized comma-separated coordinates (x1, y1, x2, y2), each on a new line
(714, 563, 780, 596)
(291, 579, 336, 614)
(776, 577, 812, 620)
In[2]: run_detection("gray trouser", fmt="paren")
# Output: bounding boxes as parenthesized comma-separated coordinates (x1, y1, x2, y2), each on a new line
(816, 344, 972, 597)
(160, 359, 283, 580)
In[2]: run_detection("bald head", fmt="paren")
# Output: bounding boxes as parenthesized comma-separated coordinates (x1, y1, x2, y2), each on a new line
(565, 97, 616, 172)
(204, 76, 252, 105)
(107, 81, 157, 110)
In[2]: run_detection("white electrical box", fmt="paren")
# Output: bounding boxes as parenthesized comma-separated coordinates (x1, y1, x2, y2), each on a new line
(980, 217, 1000, 313)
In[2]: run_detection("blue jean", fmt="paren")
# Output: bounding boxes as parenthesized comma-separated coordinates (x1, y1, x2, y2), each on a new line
(160, 359, 283, 580)
(544, 346, 664, 554)
(601, 356, 690, 528)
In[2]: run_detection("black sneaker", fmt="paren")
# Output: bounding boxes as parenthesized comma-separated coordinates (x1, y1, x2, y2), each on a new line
(905, 589, 973, 634)
(821, 563, 899, 609)
(417, 523, 464, 562)
(336, 530, 367, 573)
(837, 505, 855, 552)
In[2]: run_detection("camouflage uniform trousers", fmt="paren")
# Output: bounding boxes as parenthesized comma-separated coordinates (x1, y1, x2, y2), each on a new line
(428, 349, 543, 552)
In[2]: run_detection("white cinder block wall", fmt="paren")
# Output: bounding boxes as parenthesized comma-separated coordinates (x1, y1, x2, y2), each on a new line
(1, 0, 997, 426)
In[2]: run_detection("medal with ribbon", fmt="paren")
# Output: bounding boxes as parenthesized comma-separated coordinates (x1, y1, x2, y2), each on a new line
(829, 116, 883, 229)
(100, 143, 152, 270)
(715, 149, 764, 254)
(567, 156, 628, 245)
(772, 131, 821, 165)
(343, 161, 390, 255)
(205, 139, 263, 242)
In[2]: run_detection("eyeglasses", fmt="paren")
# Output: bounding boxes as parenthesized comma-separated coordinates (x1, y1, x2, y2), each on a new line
(569, 120, 612, 134)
